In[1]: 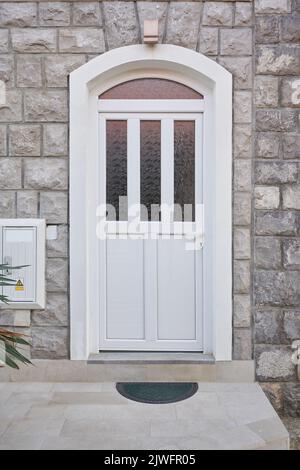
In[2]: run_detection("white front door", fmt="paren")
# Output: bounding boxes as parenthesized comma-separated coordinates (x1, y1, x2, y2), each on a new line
(98, 105, 204, 351)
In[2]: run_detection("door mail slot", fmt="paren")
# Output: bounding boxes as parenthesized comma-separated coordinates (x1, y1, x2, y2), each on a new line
(0, 219, 45, 309)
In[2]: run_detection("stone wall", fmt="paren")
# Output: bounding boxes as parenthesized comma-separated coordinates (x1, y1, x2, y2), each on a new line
(0, 0, 299, 413)
(253, 0, 300, 415)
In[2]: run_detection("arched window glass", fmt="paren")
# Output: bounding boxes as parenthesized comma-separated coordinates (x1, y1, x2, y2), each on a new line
(99, 78, 203, 100)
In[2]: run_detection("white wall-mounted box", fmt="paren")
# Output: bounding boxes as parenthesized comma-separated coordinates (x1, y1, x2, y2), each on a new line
(0, 219, 45, 309)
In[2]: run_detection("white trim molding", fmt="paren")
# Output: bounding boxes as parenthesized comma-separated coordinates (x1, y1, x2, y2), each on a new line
(70, 44, 232, 361)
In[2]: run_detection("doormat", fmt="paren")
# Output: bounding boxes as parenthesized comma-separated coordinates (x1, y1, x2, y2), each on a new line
(116, 382, 198, 404)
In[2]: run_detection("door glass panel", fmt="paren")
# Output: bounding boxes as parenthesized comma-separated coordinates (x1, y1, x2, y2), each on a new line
(140, 120, 161, 221)
(106, 120, 127, 221)
(99, 78, 203, 100)
(174, 121, 195, 222)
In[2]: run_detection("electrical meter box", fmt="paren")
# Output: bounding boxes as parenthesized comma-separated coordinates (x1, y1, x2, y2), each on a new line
(0, 219, 45, 309)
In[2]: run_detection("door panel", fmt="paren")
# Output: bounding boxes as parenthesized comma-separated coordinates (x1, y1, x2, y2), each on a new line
(106, 237, 144, 340)
(157, 237, 196, 341)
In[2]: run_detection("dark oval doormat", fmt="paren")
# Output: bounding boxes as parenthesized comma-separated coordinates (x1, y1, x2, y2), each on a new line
(116, 382, 198, 404)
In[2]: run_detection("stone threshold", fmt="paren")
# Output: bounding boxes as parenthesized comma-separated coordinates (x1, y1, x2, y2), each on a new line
(0, 360, 255, 383)
(88, 352, 215, 364)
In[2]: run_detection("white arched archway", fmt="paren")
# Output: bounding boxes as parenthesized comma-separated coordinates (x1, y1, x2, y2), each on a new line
(69, 44, 232, 361)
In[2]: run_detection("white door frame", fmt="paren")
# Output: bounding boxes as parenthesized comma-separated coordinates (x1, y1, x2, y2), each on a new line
(69, 44, 232, 361)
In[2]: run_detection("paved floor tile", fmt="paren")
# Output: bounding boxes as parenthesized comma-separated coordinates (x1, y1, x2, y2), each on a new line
(0, 382, 289, 450)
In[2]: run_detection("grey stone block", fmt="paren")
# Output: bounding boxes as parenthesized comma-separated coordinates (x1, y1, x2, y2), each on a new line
(260, 382, 283, 413)
(137, 2, 168, 43)
(234, 227, 251, 260)
(73, 2, 102, 26)
(255, 76, 278, 107)
(0, 55, 14, 88)
(233, 328, 252, 360)
(256, 133, 280, 159)
(0, 309, 31, 327)
(45, 55, 86, 87)
(255, 162, 298, 184)
(234, 159, 252, 191)
(9, 124, 41, 157)
(47, 225, 68, 258)
(40, 192, 68, 224)
(59, 28, 105, 53)
(234, 91, 252, 123)
(24, 90, 68, 122)
(255, 0, 292, 14)
(281, 78, 300, 107)
(0, 191, 16, 217)
(235, 2, 253, 26)
(283, 383, 300, 417)
(11, 28, 57, 53)
(39, 2, 71, 26)
(281, 16, 300, 43)
(0, 90, 22, 123)
(165, 2, 201, 49)
(256, 109, 297, 132)
(234, 294, 251, 328)
(31, 326, 68, 359)
(0, 2, 37, 27)
(256, 345, 296, 382)
(255, 309, 282, 344)
(254, 270, 300, 306)
(283, 240, 300, 270)
(255, 211, 298, 236)
(103, 1, 139, 49)
(0, 30, 9, 53)
(283, 310, 300, 342)
(199, 28, 218, 56)
(202, 2, 233, 26)
(255, 186, 280, 210)
(256, 45, 300, 75)
(0, 158, 21, 189)
(0, 125, 7, 156)
(32, 293, 68, 327)
(17, 191, 38, 218)
(283, 134, 300, 159)
(43, 124, 68, 157)
(234, 125, 252, 159)
(255, 15, 279, 44)
(220, 28, 252, 56)
(282, 185, 300, 210)
(46, 258, 68, 292)
(219, 57, 252, 89)
(16, 55, 42, 88)
(255, 237, 281, 269)
(234, 260, 251, 293)
(24, 158, 68, 190)
(234, 192, 252, 226)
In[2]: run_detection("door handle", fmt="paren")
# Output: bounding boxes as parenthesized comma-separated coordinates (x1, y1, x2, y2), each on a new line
(3, 256, 12, 275)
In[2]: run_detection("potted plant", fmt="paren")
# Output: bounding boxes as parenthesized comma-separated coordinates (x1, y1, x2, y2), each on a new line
(0, 264, 32, 369)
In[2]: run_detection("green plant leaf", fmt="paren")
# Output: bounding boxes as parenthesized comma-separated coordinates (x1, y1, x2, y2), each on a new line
(5, 343, 31, 365)
(4, 355, 19, 369)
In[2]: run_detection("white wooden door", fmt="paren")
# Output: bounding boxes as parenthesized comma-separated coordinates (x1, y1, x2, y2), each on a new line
(98, 109, 204, 351)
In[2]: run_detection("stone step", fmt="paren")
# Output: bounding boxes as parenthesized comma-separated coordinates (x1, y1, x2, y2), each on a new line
(0, 359, 255, 383)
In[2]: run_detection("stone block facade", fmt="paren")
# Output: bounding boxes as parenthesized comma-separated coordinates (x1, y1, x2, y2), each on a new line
(0, 1, 299, 414)
(253, 0, 300, 415)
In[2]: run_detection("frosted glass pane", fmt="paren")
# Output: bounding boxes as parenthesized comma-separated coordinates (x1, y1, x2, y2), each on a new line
(140, 121, 161, 221)
(99, 78, 203, 100)
(106, 120, 127, 221)
(174, 121, 195, 222)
